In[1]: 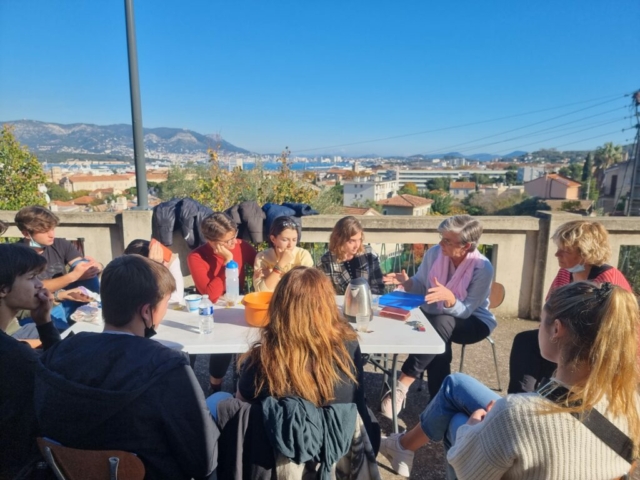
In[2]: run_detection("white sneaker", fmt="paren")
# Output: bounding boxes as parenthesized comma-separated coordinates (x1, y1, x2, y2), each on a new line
(380, 387, 407, 420)
(379, 433, 414, 477)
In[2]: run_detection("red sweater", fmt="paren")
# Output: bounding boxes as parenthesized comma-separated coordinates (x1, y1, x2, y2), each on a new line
(187, 240, 257, 302)
(547, 264, 633, 300)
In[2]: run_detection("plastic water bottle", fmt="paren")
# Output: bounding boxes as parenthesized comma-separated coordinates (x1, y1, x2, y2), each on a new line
(198, 294, 214, 335)
(225, 260, 240, 304)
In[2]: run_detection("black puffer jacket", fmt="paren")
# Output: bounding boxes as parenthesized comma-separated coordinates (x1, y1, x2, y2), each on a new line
(152, 198, 213, 249)
(225, 201, 265, 244)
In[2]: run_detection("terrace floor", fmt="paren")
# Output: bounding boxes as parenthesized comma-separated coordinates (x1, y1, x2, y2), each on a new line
(191, 315, 639, 480)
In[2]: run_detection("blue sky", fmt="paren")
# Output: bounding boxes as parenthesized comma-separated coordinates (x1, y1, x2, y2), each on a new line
(1, 1, 638, 156)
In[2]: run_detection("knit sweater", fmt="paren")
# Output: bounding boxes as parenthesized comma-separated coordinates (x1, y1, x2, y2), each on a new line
(447, 393, 635, 480)
(253, 247, 314, 292)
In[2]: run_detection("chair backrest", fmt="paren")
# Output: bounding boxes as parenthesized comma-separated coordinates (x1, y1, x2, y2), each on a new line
(37, 438, 145, 480)
(488, 282, 505, 310)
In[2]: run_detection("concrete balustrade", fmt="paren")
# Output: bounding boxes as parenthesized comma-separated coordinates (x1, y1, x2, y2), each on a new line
(1, 209, 639, 320)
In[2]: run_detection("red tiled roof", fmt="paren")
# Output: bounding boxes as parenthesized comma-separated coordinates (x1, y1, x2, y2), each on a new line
(450, 181, 476, 189)
(72, 196, 96, 205)
(343, 207, 382, 216)
(377, 194, 433, 208)
(524, 173, 581, 188)
(68, 174, 135, 183)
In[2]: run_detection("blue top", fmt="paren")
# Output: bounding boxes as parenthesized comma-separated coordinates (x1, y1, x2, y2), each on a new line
(226, 260, 239, 269)
(407, 245, 496, 332)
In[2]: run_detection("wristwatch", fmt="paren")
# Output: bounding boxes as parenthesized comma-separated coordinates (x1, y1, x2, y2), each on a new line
(54, 289, 66, 303)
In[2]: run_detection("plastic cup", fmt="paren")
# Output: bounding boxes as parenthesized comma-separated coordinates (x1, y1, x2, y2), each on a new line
(356, 315, 370, 333)
(371, 294, 380, 314)
(184, 294, 202, 312)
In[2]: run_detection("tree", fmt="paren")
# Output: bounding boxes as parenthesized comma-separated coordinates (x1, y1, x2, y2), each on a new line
(505, 170, 517, 185)
(424, 191, 453, 215)
(157, 164, 200, 201)
(426, 177, 451, 192)
(593, 142, 624, 190)
(558, 162, 582, 181)
(398, 182, 419, 195)
(45, 182, 72, 201)
(0, 126, 47, 209)
(470, 173, 493, 185)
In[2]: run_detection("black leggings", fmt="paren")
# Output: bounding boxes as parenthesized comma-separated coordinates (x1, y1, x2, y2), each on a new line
(401, 312, 490, 399)
(508, 328, 556, 393)
(189, 354, 234, 380)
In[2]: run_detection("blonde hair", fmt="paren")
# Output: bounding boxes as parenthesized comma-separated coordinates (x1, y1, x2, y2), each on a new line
(329, 216, 365, 262)
(552, 220, 611, 266)
(239, 267, 358, 406)
(541, 281, 640, 456)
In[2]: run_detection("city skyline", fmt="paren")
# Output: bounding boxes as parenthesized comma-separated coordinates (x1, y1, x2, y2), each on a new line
(1, 1, 638, 156)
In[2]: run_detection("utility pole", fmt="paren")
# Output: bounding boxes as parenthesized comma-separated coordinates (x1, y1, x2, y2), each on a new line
(626, 90, 640, 215)
(124, 0, 148, 209)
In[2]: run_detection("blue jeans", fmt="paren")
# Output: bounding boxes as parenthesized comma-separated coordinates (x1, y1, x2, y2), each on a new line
(20, 275, 100, 331)
(206, 392, 233, 422)
(419, 373, 501, 480)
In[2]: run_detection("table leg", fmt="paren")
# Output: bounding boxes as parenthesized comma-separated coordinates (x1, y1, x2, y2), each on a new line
(391, 354, 399, 434)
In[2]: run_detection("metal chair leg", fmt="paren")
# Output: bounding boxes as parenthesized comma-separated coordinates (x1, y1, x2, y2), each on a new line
(459, 344, 466, 373)
(486, 336, 502, 391)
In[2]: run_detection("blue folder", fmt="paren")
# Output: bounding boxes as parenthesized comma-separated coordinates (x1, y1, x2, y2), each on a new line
(379, 291, 425, 311)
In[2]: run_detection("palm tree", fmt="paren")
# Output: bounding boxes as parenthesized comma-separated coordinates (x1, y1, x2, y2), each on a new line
(593, 142, 624, 191)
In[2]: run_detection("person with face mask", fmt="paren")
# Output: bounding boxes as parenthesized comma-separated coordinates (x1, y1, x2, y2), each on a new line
(508, 220, 633, 394)
(34, 255, 219, 480)
(14, 206, 100, 331)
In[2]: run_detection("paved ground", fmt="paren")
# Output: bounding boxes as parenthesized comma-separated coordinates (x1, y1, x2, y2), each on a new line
(192, 315, 639, 480)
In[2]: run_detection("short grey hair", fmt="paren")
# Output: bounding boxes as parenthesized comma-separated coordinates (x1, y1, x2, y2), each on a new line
(438, 215, 483, 251)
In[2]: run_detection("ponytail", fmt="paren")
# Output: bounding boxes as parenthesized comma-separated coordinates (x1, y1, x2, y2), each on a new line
(542, 282, 640, 456)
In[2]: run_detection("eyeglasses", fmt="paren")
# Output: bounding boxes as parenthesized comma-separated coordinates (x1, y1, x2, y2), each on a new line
(217, 232, 238, 247)
(439, 233, 462, 247)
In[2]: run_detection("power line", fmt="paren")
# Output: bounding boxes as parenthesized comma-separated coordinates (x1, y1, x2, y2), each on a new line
(425, 109, 627, 156)
(456, 116, 628, 155)
(422, 100, 626, 156)
(494, 126, 634, 154)
(291, 92, 630, 154)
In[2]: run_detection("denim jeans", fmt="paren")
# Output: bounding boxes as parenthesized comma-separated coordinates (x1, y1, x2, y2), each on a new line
(419, 373, 501, 480)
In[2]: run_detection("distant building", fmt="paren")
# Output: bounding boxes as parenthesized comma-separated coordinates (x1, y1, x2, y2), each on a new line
(49, 166, 64, 183)
(477, 184, 525, 196)
(449, 181, 476, 199)
(61, 174, 136, 193)
(599, 160, 633, 214)
(343, 176, 399, 206)
(377, 194, 433, 216)
(517, 166, 546, 183)
(524, 173, 581, 200)
(342, 206, 382, 216)
(380, 169, 508, 189)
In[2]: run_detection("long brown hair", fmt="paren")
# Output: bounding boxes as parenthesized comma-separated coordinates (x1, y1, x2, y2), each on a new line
(239, 266, 358, 406)
(329, 216, 365, 262)
(541, 281, 640, 455)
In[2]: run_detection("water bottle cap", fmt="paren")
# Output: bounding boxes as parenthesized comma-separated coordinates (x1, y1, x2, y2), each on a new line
(226, 260, 239, 269)
(202, 294, 209, 299)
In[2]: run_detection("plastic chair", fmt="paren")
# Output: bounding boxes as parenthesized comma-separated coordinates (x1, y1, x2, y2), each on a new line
(37, 438, 145, 480)
(458, 282, 505, 391)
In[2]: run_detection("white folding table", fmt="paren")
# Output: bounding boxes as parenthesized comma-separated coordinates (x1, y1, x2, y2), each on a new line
(63, 297, 444, 432)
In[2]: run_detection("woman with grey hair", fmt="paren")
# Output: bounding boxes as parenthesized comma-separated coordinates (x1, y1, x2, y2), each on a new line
(382, 215, 496, 417)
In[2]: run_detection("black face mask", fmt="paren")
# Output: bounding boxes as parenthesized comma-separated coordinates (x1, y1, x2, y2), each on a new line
(144, 325, 157, 338)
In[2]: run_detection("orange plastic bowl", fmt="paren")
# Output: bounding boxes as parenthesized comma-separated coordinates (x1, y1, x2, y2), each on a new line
(242, 292, 273, 327)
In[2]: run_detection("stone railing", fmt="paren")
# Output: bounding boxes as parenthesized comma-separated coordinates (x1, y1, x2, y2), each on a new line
(2, 210, 639, 320)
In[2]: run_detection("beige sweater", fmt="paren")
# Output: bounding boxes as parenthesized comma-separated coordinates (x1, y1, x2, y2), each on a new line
(253, 247, 314, 292)
(447, 393, 635, 480)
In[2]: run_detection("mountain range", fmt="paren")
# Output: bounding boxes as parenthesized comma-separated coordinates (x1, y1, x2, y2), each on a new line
(2, 120, 249, 160)
(3, 119, 534, 161)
